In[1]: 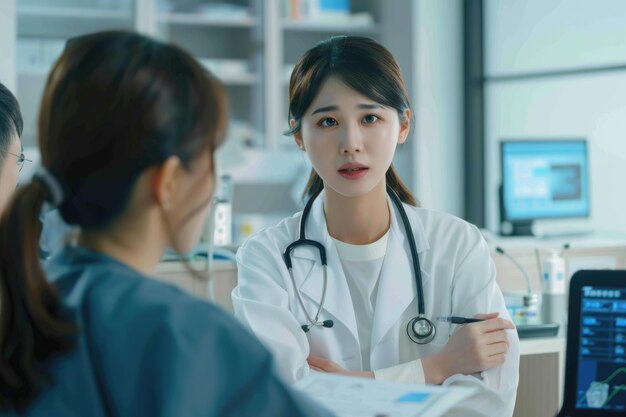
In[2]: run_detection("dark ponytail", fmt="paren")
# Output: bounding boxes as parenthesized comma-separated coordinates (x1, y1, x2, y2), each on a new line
(288, 36, 418, 206)
(0, 183, 76, 411)
(0, 30, 227, 411)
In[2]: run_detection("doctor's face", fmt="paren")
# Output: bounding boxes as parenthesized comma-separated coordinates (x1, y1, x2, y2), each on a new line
(294, 77, 410, 198)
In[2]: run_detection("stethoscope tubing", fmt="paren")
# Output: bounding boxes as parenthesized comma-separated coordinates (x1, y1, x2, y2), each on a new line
(282, 186, 432, 341)
(385, 186, 425, 316)
(283, 189, 329, 331)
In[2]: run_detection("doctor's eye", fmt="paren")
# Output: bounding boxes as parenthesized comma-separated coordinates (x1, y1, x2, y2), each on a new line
(318, 117, 338, 128)
(362, 114, 380, 124)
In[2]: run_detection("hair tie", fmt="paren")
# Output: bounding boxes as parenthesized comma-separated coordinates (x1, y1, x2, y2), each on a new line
(33, 168, 64, 208)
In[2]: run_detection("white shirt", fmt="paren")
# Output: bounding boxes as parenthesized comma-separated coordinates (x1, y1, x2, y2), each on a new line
(331, 230, 389, 370)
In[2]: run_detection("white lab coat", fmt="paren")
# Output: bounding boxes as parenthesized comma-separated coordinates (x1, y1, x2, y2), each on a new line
(232, 192, 519, 417)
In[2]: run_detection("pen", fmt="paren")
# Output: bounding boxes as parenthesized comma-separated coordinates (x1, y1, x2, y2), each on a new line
(436, 316, 485, 324)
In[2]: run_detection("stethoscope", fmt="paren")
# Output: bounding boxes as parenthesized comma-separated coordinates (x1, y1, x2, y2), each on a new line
(282, 185, 437, 344)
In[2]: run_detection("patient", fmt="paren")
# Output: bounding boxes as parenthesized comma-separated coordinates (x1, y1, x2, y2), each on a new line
(0, 32, 332, 416)
(0, 82, 24, 215)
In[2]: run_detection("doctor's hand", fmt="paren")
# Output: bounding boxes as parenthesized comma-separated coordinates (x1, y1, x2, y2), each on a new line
(422, 312, 514, 385)
(307, 356, 374, 379)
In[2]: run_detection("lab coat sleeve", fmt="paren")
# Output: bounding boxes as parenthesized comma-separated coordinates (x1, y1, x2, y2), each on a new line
(232, 235, 312, 383)
(373, 359, 426, 384)
(442, 225, 520, 417)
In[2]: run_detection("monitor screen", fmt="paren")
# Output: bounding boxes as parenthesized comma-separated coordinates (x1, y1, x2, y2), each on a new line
(575, 285, 626, 411)
(501, 140, 590, 222)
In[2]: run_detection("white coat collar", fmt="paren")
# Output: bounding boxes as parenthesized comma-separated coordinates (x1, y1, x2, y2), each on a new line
(291, 190, 430, 262)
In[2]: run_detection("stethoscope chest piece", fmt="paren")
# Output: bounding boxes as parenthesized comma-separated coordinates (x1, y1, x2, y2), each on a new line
(406, 315, 436, 344)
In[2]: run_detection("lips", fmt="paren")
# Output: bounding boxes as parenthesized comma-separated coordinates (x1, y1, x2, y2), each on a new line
(338, 162, 369, 180)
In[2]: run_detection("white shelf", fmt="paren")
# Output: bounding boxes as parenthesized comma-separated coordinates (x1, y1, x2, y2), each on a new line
(17, 5, 134, 38)
(281, 19, 379, 34)
(519, 337, 565, 356)
(218, 73, 258, 86)
(18, 67, 50, 77)
(158, 12, 256, 28)
(18, 5, 132, 21)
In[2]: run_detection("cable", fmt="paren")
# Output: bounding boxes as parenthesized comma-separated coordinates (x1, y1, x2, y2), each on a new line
(495, 246, 533, 296)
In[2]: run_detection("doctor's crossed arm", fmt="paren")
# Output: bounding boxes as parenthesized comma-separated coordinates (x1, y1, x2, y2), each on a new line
(309, 311, 513, 383)
(420, 312, 514, 384)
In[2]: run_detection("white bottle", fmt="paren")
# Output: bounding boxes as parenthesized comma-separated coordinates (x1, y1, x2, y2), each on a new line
(542, 249, 567, 336)
(213, 175, 233, 246)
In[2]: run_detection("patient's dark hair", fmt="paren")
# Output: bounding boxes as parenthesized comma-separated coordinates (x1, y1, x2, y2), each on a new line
(0, 82, 23, 169)
(287, 36, 417, 206)
(0, 31, 227, 411)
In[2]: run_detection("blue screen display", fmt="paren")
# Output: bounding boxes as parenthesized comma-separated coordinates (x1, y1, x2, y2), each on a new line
(576, 286, 626, 411)
(501, 140, 589, 221)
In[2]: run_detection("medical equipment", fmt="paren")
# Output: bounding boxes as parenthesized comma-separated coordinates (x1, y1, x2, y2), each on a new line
(495, 246, 543, 324)
(542, 248, 567, 336)
(282, 185, 437, 344)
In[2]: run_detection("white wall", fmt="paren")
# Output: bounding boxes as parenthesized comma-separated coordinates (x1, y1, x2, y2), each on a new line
(485, 0, 626, 76)
(484, 0, 626, 233)
(414, 0, 464, 217)
(0, 0, 16, 92)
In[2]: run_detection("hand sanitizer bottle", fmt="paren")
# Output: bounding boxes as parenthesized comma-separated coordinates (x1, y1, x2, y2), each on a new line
(213, 175, 233, 246)
(542, 249, 566, 336)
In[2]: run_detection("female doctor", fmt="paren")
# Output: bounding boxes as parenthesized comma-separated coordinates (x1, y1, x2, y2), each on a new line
(232, 36, 520, 417)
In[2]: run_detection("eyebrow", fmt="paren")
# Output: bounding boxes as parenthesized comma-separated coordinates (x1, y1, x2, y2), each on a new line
(310, 103, 384, 115)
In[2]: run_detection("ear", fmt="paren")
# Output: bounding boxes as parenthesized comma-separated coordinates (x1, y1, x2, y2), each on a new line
(290, 119, 305, 150)
(151, 155, 183, 210)
(398, 109, 411, 144)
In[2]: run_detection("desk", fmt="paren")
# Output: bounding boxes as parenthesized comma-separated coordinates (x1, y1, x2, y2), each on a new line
(488, 232, 626, 417)
(155, 259, 237, 311)
(516, 338, 566, 417)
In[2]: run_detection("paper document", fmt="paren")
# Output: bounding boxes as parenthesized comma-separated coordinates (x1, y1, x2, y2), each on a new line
(295, 373, 475, 417)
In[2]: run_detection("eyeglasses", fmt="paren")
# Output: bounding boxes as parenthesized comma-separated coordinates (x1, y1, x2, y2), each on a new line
(1, 150, 32, 172)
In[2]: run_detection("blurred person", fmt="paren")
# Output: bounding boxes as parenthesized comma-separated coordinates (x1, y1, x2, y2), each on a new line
(0, 31, 333, 417)
(0, 82, 25, 214)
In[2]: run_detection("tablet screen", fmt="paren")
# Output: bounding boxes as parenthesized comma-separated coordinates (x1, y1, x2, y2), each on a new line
(575, 286, 626, 411)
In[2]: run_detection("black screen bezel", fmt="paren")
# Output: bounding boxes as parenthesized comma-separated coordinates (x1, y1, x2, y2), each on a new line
(560, 270, 626, 416)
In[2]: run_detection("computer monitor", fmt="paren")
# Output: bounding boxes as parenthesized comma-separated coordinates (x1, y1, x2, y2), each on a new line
(500, 139, 590, 236)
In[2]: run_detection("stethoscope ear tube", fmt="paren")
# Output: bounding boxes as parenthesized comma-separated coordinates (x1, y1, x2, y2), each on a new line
(284, 239, 327, 268)
(301, 319, 334, 333)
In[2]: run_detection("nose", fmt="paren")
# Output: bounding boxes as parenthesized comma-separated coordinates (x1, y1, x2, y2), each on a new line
(338, 123, 363, 155)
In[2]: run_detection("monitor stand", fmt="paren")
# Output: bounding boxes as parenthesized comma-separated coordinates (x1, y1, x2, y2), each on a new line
(500, 219, 595, 238)
(500, 220, 534, 237)
(532, 220, 594, 239)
